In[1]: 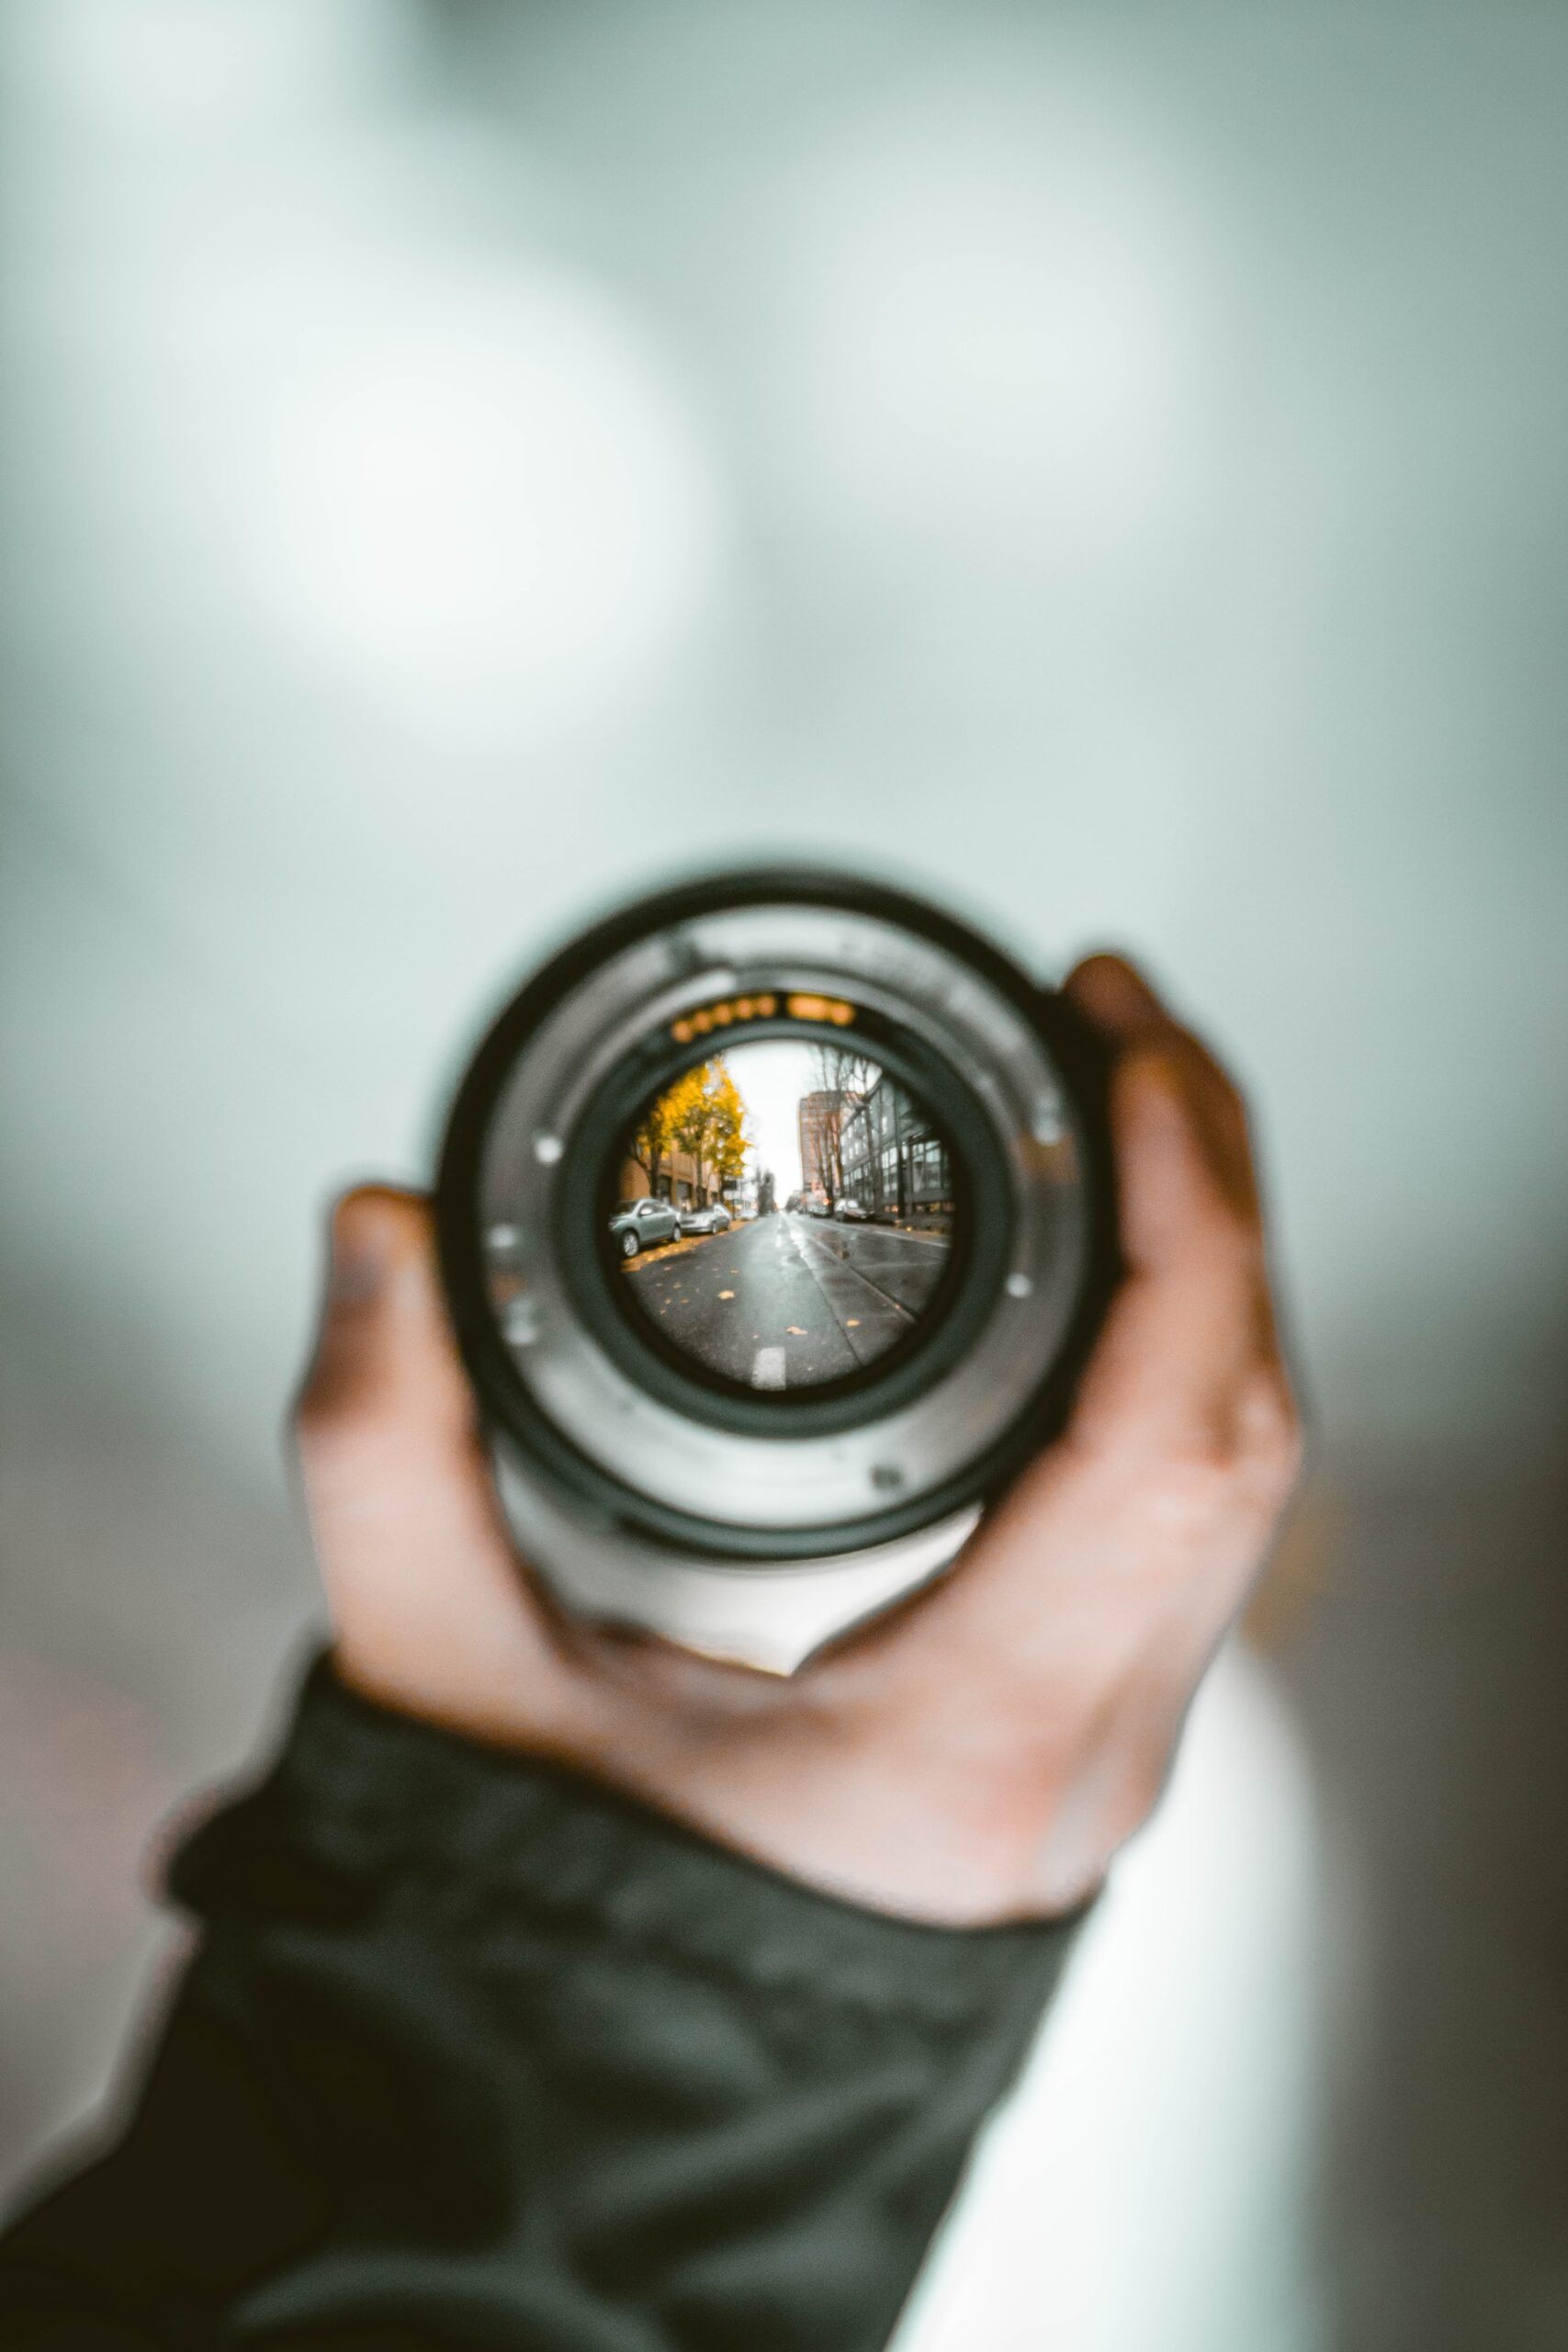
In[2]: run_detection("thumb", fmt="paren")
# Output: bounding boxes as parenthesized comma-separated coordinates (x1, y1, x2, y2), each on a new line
(295, 1186, 556, 1714)
(297, 1185, 473, 1448)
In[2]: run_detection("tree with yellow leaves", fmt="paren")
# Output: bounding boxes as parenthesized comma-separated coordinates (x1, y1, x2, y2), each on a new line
(661, 1057, 751, 1204)
(709, 1064, 750, 1197)
(628, 1082, 679, 1196)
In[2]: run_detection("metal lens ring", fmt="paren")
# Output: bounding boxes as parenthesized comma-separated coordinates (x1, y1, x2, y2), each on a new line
(436, 875, 1114, 1564)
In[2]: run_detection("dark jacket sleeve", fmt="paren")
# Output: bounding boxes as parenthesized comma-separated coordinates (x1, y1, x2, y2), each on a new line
(0, 1657, 1085, 2352)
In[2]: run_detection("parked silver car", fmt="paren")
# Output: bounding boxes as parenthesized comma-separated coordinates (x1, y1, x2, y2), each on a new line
(679, 1201, 732, 1237)
(609, 1195, 682, 1257)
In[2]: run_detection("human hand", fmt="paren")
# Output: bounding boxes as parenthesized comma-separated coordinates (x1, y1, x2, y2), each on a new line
(295, 956, 1300, 1926)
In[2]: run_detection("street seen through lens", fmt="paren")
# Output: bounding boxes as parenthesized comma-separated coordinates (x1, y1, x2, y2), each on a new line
(615, 1038, 954, 1390)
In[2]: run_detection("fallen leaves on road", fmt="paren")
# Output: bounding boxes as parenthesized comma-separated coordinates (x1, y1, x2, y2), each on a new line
(718, 1290, 735, 1299)
(786, 1326, 807, 1336)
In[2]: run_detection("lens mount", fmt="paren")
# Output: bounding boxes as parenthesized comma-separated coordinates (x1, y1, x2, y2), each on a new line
(436, 869, 1116, 1565)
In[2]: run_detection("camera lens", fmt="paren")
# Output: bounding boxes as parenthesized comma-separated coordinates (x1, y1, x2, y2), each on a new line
(436, 870, 1116, 1666)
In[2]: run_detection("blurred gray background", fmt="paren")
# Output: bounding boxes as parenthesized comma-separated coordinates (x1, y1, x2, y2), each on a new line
(3, 5, 1567, 2346)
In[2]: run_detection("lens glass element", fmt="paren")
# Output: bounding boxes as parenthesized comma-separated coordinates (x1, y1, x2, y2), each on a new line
(612, 1035, 957, 1393)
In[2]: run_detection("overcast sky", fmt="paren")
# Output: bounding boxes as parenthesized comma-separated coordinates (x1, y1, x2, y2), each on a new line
(720, 1038, 883, 1194)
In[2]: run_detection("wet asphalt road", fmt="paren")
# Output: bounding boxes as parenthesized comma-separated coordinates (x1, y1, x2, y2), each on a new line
(624, 1210, 950, 1388)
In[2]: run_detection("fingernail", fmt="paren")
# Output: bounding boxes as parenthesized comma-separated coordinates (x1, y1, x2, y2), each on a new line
(330, 1207, 389, 1303)
(1126, 1040, 1184, 1102)
(1122, 1046, 1190, 1149)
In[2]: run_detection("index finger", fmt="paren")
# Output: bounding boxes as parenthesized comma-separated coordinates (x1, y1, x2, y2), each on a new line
(1066, 1033, 1280, 1466)
(1065, 952, 1261, 1227)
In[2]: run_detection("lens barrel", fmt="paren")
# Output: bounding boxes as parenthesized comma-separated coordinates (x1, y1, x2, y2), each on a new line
(436, 870, 1116, 1670)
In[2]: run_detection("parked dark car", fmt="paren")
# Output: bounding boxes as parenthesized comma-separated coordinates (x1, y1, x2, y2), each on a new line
(679, 1202, 732, 1237)
(833, 1197, 870, 1222)
(609, 1196, 682, 1256)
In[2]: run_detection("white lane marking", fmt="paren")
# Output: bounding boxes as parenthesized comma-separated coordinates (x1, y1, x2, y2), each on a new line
(751, 1346, 786, 1390)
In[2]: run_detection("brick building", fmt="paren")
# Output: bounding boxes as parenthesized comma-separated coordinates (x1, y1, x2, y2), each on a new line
(616, 1145, 715, 1209)
(796, 1090, 842, 1200)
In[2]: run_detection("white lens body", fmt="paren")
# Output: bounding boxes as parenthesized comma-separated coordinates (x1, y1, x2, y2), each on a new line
(493, 1439, 983, 1674)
